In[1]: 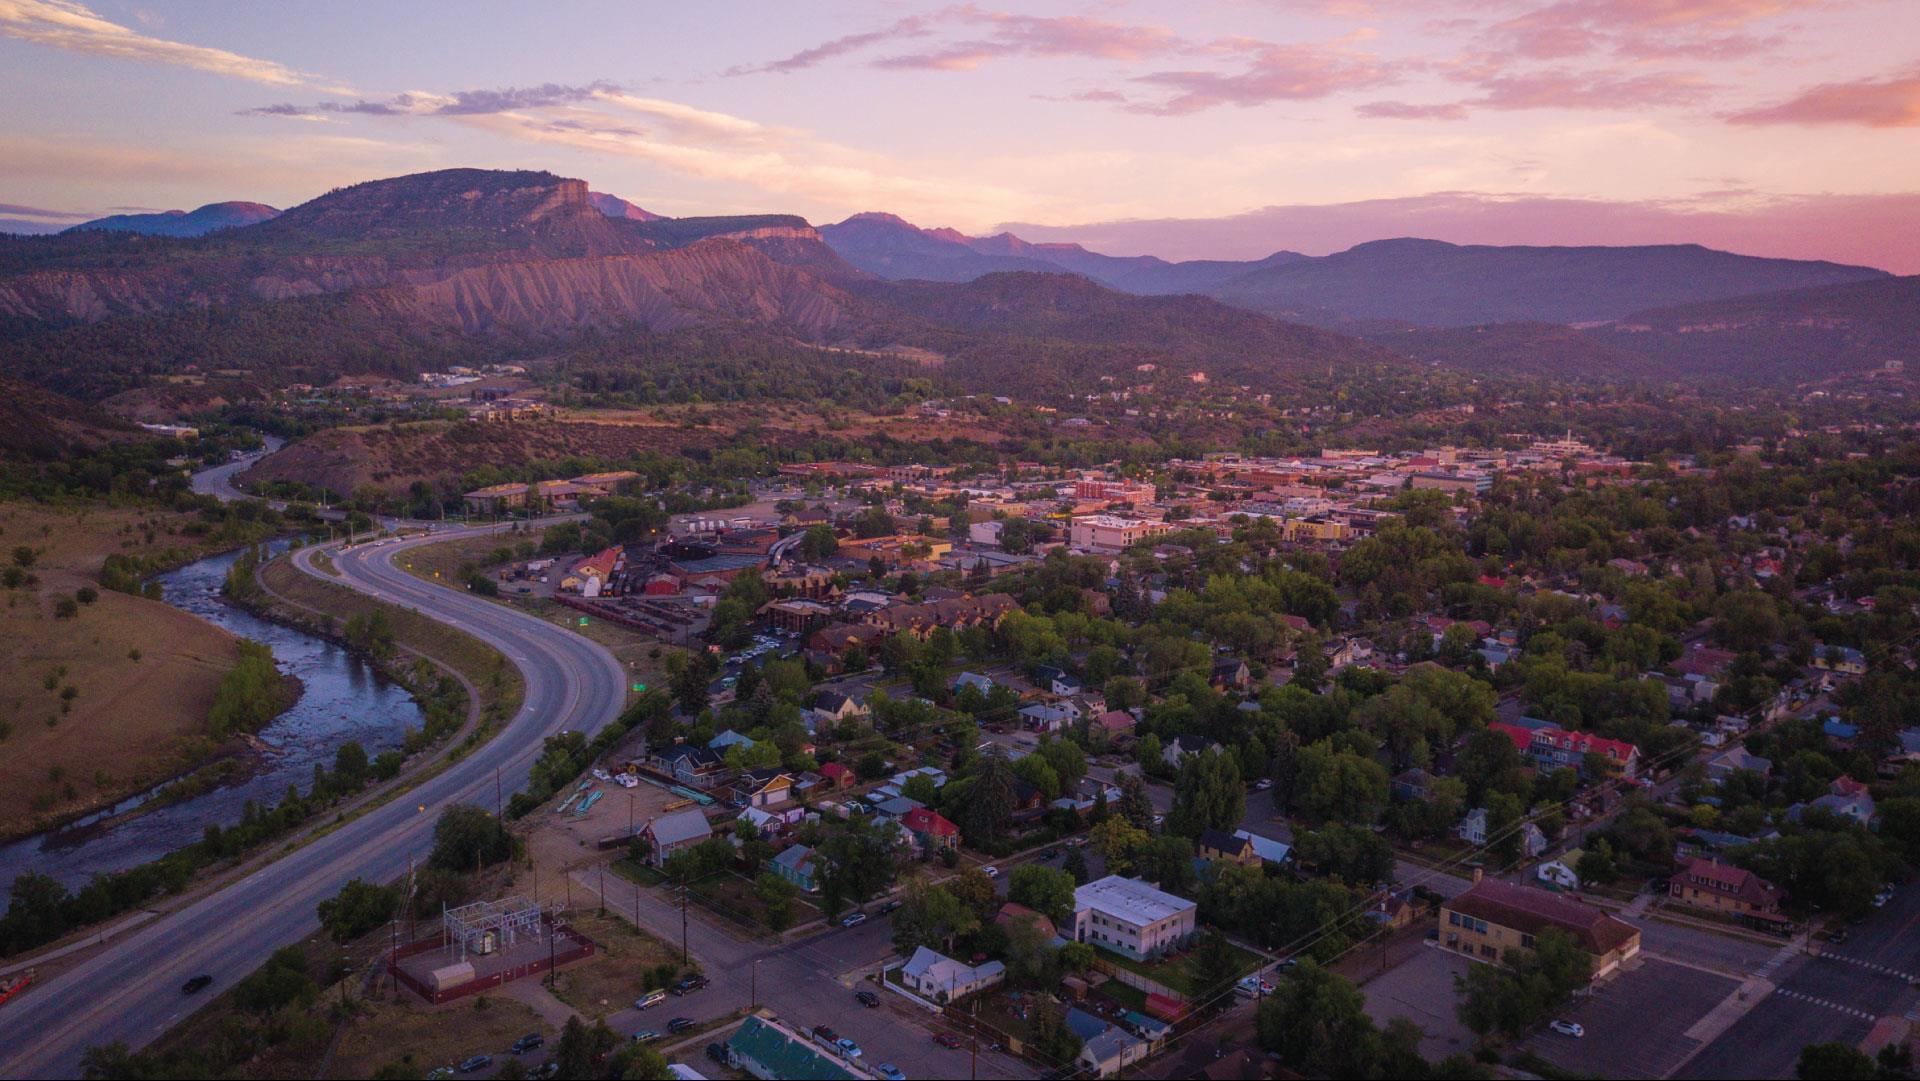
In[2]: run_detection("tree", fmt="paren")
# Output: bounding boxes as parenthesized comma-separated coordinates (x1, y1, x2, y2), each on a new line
(798, 524, 839, 561)
(1116, 772, 1156, 831)
(1295, 740, 1389, 824)
(892, 879, 978, 955)
(1090, 816, 1150, 877)
(1008, 864, 1077, 925)
(963, 750, 1017, 845)
(1188, 929, 1243, 1016)
(429, 804, 513, 871)
(1794, 1043, 1877, 1080)
(1063, 844, 1091, 885)
(1257, 961, 1382, 1078)
(316, 878, 402, 943)
(817, 816, 896, 917)
(754, 872, 799, 932)
(1169, 750, 1245, 838)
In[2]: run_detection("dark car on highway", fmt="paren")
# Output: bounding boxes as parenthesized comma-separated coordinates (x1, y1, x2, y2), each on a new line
(181, 975, 212, 995)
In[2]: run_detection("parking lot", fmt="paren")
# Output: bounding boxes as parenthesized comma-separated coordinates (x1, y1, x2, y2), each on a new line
(1361, 945, 1478, 1062)
(1522, 956, 1740, 1079)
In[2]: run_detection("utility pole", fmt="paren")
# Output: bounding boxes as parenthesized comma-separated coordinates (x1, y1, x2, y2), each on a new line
(495, 767, 503, 821)
(680, 887, 689, 965)
(598, 865, 606, 916)
(970, 998, 979, 1081)
(751, 958, 760, 1010)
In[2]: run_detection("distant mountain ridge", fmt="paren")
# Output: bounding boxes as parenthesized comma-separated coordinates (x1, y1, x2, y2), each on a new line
(823, 213, 1890, 330)
(66, 201, 280, 237)
(588, 191, 665, 221)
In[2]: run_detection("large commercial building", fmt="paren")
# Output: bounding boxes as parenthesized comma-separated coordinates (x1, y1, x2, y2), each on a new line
(1072, 875, 1198, 962)
(1439, 873, 1641, 980)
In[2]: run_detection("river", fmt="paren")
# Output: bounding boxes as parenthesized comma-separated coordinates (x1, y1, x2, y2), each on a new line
(0, 541, 423, 895)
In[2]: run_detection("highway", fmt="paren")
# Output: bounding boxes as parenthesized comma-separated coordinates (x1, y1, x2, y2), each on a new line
(0, 524, 628, 1078)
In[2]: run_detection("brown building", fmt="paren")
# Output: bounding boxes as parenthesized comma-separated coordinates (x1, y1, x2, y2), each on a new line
(1668, 858, 1787, 924)
(1439, 873, 1640, 980)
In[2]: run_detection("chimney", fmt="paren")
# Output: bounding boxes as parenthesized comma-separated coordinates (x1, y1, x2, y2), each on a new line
(1471, 867, 1484, 884)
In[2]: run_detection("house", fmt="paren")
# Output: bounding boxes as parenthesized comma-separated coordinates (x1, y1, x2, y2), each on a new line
(1490, 720, 1640, 780)
(817, 762, 854, 790)
(1668, 857, 1786, 923)
(1457, 807, 1546, 857)
(809, 691, 867, 728)
(1439, 872, 1641, 980)
(654, 744, 727, 789)
(1364, 886, 1421, 931)
(1706, 746, 1773, 784)
(1232, 829, 1292, 866)
(709, 729, 756, 752)
(1072, 876, 1198, 962)
(898, 946, 1005, 1002)
(1537, 850, 1583, 890)
(1068, 1007, 1150, 1078)
(1092, 710, 1137, 738)
(1812, 643, 1867, 675)
(640, 809, 714, 868)
(1196, 829, 1259, 868)
(1390, 767, 1434, 801)
(736, 770, 795, 809)
(952, 671, 996, 696)
(1804, 776, 1877, 827)
(1018, 702, 1074, 732)
(1033, 664, 1085, 696)
(725, 1016, 857, 1081)
(1822, 717, 1860, 747)
(1210, 657, 1251, 692)
(899, 806, 961, 857)
(1160, 734, 1219, 768)
(771, 843, 818, 892)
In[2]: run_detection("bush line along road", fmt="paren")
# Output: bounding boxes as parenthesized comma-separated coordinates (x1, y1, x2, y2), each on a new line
(0, 524, 627, 1078)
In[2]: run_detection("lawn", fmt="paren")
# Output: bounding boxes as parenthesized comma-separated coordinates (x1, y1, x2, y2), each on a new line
(0, 502, 253, 839)
(1094, 940, 1263, 996)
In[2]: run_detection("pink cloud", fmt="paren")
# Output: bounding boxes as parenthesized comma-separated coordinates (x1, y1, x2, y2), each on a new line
(1486, 0, 1818, 62)
(1727, 66, 1920, 127)
(995, 190, 1920, 273)
(1466, 68, 1712, 110)
(728, 18, 933, 76)
(740, 8, 1183, 75)
(1129, 44, 1402, 114)
(1356, 99, 1470, 119)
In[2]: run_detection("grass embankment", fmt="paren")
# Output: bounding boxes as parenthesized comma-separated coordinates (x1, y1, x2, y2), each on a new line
(256, 554, 524, 759)
(0, 502, 270, 839)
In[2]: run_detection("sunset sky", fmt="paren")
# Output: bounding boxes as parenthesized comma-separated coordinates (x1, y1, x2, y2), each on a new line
(2, 0, 1917, 269)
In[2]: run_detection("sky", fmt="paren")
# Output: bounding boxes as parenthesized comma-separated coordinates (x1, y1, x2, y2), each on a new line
(1, 0, 1917, 269)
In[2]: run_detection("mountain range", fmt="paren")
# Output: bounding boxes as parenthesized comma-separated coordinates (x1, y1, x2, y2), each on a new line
(0, 166, 1911, 406)
(66, 201, 282, 237)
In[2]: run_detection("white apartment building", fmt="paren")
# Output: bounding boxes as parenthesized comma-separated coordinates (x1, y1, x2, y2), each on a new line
(1071, 875, 1197, 962)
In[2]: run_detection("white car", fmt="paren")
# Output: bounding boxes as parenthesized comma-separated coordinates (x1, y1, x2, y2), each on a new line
(1549, 1020, 1584, 1038)
(981, 866, 999, 879)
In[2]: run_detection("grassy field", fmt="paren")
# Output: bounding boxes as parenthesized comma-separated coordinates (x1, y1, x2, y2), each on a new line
(330, 992, 551, 1079)
(0, 502, 249, 839)
(545, 909, 686, 1019)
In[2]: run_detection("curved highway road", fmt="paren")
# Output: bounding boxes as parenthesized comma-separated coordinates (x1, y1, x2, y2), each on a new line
(0, 526, 626, 1077)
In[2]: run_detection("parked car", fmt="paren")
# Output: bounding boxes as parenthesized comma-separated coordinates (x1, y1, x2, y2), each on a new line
(841, 911, 868, 928)
(672, 974, 709, 995)
(934, 1033, 963, 1049)
(631, 1030, 662, 1044)
(813, 1024, 840, 1045)
(836, 1037, 863, 1060)
(878, 1065, 907, 1081)
(879, 899, 903, 914)
(668, 1017, 697, 1034)
(457, 1055, 493, 1074)
(181, 975, 213, 995)
(705, 1043, 727, 1065)
(511, 1033, 544, 1054)
(1550, 1020, 1585, 1038)
(855, 989, 880, 1007)
(981, 866, 999, 879)
(634, 989, 668, 1010)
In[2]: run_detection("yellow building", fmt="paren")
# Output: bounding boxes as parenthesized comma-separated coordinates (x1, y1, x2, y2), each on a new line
(1439, 873, 1640, 980)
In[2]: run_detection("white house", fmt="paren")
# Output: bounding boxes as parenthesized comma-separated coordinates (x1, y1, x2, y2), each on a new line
(898, 946, 1005, 1002)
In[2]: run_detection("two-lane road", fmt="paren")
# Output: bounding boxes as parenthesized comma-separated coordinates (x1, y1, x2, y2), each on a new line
(0, 526, 627, 1078)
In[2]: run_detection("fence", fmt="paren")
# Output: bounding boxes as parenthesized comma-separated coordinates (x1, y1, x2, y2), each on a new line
(387, 917, 596, 1004)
